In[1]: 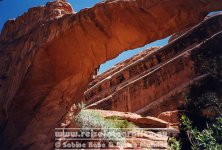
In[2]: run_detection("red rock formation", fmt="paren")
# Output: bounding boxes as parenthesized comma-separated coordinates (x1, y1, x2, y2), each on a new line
(95, 109, 173, 149)
(158, 110, 184, 129)
(85, 13, 222, 117)
(60, 109, 172, 149)
(95, 109, 169, 128)
(0, 0, 222, 149)
(158, 110, 181, 124)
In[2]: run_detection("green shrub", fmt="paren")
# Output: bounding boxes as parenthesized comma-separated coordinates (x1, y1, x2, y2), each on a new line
(168, 137, 181, 150)
(75, 110, 129, 144)
(184, 77, 222, 125)
(186, 92, 221, 119)
(212, 117, 222, 143)
(77, 102, 86, 110)
(106, 116, 137, 129)
(181, 115, 222, 150)
(197, 92, 220, 110)
(183, 32, 222, 149)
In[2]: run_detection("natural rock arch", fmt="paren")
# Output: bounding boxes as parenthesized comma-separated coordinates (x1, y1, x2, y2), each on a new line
(0, 0, 222, 149)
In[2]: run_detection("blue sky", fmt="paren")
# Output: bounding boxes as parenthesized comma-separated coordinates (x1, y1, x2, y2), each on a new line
(1, 0, 218, 74)
(0, 0, 102, 30)
(99, 37, 170, 73)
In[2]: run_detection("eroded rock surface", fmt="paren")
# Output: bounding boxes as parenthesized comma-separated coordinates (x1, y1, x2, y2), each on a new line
(85, 13, 222, 117)
(60, 109, 172, 150)
(95, 109, 169, 128)
(0, 0, 222, 149)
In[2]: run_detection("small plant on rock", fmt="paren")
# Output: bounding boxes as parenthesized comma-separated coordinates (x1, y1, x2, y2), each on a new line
(75, 109, 125, 144)
(106, 116, 137, 129)
(168, 137, 181, 150)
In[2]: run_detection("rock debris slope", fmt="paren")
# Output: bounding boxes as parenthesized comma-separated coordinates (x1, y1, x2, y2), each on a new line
(0, 0, 222, 149)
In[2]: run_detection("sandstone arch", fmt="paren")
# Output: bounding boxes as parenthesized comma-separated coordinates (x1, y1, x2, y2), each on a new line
(0, 0, 222, 149)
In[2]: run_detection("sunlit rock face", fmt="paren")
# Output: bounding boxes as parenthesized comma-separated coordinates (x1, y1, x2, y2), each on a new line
(0, 0, 222, 149)
(85, 13, 222, 117)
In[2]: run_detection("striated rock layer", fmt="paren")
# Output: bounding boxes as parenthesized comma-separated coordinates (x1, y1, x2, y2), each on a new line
(85, 13, 222, 117)
(0, 0, 222, 149)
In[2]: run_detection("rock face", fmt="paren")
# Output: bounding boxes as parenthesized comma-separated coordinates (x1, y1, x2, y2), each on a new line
(60, 109, 172, 149)
(95, 109, 169, 128)
(158, 110, 183, 125)
(0, 0, 222, 149)
(85, 13, 222, 117)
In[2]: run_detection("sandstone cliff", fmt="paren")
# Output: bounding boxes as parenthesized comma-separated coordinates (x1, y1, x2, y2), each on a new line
(0, 0, 222, 149)
(85, 13, 222, 117)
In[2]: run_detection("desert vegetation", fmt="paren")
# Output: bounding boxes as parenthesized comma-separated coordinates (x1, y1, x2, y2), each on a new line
(179, 39, 222, 150)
